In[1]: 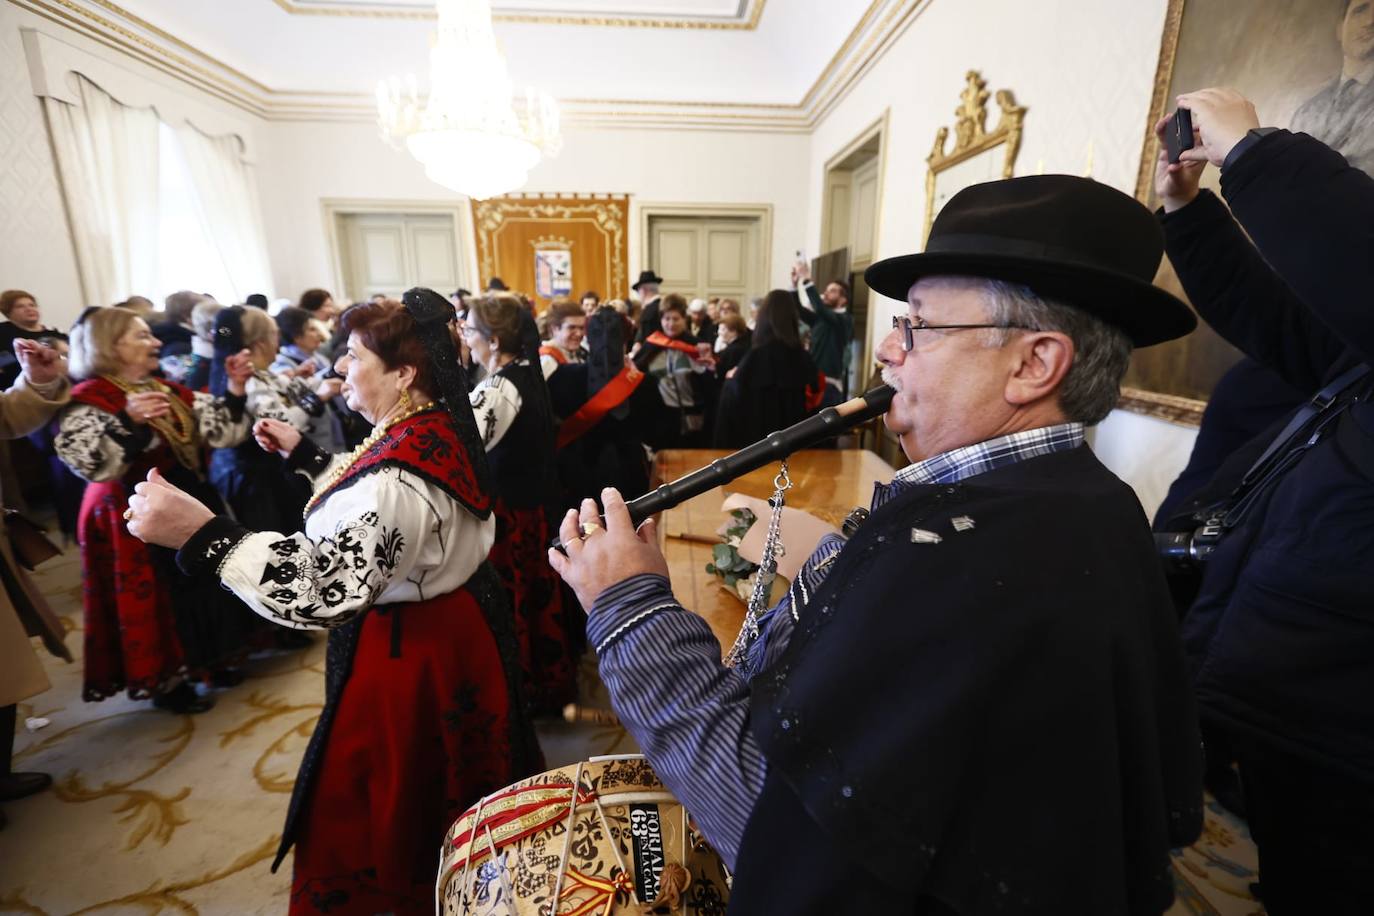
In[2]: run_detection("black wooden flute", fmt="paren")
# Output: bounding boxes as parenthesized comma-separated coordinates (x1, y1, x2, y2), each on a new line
(551, 385, 895, 551)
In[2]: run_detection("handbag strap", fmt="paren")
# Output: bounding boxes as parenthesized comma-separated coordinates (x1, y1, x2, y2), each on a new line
(1217, 361, 1371, 529)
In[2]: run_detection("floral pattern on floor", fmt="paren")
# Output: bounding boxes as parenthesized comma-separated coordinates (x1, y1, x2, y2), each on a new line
(1, 547, 1259, 914)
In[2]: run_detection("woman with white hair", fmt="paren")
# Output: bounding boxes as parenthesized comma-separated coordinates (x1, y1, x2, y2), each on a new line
(55, 306, 254, 713)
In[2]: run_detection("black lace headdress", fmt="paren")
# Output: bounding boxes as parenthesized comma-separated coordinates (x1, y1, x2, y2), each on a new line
(400, 287, 494, 501)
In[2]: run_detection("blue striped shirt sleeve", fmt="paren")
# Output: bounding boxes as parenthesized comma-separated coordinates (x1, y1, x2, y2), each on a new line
(588, 573, 766, 868)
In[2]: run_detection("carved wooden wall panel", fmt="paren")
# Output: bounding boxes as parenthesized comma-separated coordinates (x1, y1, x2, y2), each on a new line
(471, 193, 629, 310)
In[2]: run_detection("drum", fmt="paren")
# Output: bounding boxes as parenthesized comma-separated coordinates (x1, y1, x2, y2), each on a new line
(439, 754, 731, 915)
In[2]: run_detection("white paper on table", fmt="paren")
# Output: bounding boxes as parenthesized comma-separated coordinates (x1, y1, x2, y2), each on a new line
(722, 492, 839, 583)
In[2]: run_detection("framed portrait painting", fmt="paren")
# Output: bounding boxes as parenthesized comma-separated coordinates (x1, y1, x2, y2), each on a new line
(1124, 0, 1371, 423)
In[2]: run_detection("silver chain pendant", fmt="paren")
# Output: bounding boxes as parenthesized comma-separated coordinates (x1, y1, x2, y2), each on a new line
(724, 461, 792, 667)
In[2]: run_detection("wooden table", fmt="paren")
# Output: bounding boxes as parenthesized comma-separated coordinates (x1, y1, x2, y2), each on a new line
(652, 448, 896, 656)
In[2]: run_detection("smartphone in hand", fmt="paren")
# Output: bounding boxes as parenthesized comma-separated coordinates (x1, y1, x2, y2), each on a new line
(1166, 108, 1194, 164)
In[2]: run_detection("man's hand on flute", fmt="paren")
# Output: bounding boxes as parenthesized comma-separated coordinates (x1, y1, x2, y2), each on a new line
(548, 487, 670, 611)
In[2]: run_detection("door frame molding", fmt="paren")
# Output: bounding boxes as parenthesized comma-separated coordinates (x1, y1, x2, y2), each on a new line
(320, 198, 476, 300)
(638, 202, 773, 295)
(819, 110, 890, 261)
(817, 110, 890, 401)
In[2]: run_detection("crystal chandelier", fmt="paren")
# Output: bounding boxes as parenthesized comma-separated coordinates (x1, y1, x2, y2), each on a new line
(376, 0, 561, 200)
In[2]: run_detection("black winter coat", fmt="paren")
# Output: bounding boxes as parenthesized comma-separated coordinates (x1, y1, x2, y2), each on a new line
(734, 446, 1203, 915)
(1162, 131, 1374, 782)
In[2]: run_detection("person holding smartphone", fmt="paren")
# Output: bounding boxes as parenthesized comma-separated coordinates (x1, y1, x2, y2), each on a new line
(791, 259, 854, 404)
(1156, 87, 1374, 914)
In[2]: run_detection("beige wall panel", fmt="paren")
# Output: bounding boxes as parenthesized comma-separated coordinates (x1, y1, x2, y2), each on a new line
(408, 221, 460, 292)
(656, 227, 699, 289)
(706, 229, 747, 287)
(850, 158, 880, 267)
(360, 226, 405, 287)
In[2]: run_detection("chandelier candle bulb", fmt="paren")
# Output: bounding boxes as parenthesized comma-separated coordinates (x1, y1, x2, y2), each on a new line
(376, 0, 562, 200)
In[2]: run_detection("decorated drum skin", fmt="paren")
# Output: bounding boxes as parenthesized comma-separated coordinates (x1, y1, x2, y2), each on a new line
(439, 755, 731, 915)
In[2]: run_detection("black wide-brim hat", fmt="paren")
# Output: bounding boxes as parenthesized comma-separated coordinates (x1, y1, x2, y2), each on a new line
(864, 175, 1195, 347)
(632, 269, 664, 290)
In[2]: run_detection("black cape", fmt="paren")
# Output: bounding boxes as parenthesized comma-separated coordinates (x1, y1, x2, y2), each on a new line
(547, 362, 659, 510)
(713, 340, 819, 448)
(732, 445, 1203, 915)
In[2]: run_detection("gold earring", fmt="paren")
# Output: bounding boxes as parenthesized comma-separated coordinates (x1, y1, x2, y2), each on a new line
(398, 389, 411, 413)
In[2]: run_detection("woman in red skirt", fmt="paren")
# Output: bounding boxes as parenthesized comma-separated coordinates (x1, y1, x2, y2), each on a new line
(126, 291, 541, 915)
(56, 306, 257, 713)
(460, 294, 577, 715)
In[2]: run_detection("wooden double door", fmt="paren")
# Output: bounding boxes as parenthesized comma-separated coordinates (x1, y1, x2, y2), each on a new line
(647, 215, 764, 303)
(337, 212, 465, 302)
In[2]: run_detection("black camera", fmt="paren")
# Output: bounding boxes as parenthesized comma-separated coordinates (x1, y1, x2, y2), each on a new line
(1154, 514, 1225, 574)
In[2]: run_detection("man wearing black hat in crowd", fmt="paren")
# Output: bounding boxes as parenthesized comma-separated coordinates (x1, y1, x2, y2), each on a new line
(630, 269, 664, 344)
(550, 175, 1204, 915)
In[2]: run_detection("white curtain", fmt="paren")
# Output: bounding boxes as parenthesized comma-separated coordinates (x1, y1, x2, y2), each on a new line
(172, 125, 274, 304)
(43, 75, 160, 307)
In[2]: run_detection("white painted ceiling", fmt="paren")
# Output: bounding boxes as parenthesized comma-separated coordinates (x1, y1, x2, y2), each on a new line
(285, 0, 747, 15)
(111, 0, 876, 105)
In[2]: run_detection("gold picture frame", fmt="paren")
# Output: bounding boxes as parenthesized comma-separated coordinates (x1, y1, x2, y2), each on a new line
(1120, 0, 1206, 426)
(923, 70, 1027, 246)
(1124, 0, 1360, 425)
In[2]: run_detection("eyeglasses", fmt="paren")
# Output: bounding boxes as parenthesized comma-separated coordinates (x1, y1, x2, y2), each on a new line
(890, 315, 1034, 352)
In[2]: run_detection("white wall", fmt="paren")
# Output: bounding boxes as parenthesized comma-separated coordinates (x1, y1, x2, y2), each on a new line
(258, 120, 811, 302)
(0, 3, 84, 331)
(0, 2, 268, 331)
(801, 0, 1199, 506)
(1088, 410, 1198, 522)
(805, 0, 1170, 357)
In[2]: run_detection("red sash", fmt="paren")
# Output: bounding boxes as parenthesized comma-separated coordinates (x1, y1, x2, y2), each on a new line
(804, 370, 827, 412)
(310, 407, 491, 521)
(71, 377, 201, 480)
(645, 331, 702, 358)
(72, 376, 196, 414)
(555, 365, 645, 449)
(538, 345, 569, 365)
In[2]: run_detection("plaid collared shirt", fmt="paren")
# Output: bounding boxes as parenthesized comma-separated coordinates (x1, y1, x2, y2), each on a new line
(871, 422, 1085, 510)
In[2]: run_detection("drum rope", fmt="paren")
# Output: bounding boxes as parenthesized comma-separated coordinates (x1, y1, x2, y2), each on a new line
(458, 790, 493, 911)
(483, 822, 518, 916)
(547, 761, 587, 915)
(592, 794, 642, 907)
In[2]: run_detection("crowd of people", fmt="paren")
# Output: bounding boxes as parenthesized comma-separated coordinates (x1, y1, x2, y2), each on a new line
(1, 80, 1369, 915)
(0, 259, 853, 909)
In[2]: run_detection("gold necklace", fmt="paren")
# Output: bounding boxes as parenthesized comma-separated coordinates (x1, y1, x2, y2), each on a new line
(302, 401, 436, 518)
(102, 374, 201, 471)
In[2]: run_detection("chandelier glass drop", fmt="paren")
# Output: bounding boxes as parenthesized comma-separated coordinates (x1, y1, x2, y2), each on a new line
(376, 0, 561, 200)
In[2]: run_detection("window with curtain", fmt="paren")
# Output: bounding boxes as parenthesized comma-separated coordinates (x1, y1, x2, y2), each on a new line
(43, 75, 274, 310)
(157, 122, 236, 304)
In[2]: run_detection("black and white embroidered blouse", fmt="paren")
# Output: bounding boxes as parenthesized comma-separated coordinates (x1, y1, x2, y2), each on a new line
(180, 455, 495, 631)
(54, 391, 249, 483)
(243, 371, 315, 431)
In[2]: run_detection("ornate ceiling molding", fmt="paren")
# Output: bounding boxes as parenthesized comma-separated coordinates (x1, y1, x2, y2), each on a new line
(267, 0, 768, 30)
(7, 0, 928, 131)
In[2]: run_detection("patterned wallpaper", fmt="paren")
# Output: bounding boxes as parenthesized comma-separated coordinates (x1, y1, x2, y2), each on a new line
(0, 4, 85, 328)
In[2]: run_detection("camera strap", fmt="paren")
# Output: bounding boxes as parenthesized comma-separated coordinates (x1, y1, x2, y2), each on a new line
(1216, 361, 1371, 530)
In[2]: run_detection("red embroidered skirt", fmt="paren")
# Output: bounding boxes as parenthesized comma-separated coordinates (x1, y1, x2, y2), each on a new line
(78, 481, 187, 700)
(289, 586, 526, 915)
(78, 475, 267, 701)
(487, 501, 576, 715)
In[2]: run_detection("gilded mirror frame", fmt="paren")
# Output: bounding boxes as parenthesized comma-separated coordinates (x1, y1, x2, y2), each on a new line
(923, 70, 1027, 246)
